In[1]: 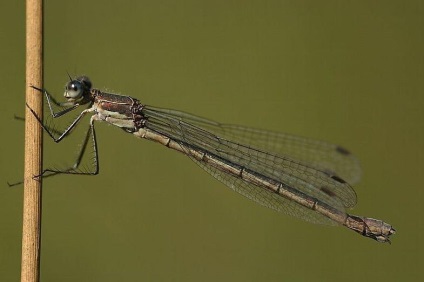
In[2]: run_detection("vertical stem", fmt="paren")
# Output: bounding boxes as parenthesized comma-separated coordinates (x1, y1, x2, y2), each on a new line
(21, 0, 43, 281)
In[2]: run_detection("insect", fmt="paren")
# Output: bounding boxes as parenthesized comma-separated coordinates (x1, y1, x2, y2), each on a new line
(26, 75, 395, 243)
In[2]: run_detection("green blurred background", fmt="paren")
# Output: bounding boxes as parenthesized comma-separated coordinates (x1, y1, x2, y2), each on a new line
(1, 1, 423, 281)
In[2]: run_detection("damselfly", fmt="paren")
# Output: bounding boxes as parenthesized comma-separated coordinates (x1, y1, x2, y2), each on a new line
(27, 75, 395, 243)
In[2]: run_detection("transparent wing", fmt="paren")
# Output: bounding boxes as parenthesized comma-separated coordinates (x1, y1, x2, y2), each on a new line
(146, 108, 362, 185)
(142, 106, 359, 224)
(186, 144, 339, 225)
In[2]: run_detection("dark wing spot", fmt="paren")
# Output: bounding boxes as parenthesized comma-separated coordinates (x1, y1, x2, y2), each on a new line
(320, 186, 336, 197)
(331, 175, 347, 184)
(336, 146, 351, 155)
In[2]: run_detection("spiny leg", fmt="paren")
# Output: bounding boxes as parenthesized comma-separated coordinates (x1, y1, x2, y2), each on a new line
(36, 116, 99, 178)
(26, 102, 93, 142)
(30, 85, 95, 142)
(21, 88, 96, 182)
(8, 110, 99, 186)
(31, 85, 81, 117)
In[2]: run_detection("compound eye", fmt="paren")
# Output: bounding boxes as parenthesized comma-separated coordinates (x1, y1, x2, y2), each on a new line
(65, 81, 83, 99)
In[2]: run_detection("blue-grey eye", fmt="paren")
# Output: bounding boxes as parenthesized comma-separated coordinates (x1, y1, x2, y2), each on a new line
(65, 81, 83, 99)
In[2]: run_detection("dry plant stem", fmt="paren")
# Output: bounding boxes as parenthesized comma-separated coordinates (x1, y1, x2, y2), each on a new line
(21, 0, 43, 281)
